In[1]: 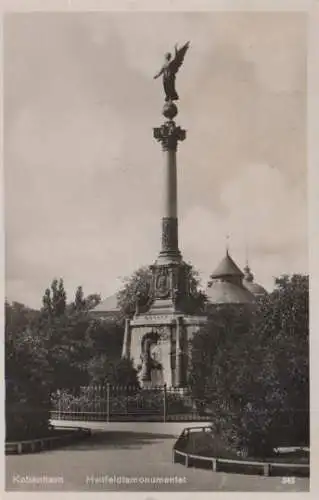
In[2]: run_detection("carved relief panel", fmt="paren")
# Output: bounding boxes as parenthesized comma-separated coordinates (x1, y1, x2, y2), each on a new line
(154, 267, 171, 299)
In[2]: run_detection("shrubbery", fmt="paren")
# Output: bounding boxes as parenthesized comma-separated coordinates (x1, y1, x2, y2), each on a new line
(189, 274, 309, 457)
(5, 301, 52, 440)
(5, 280, 138, 440)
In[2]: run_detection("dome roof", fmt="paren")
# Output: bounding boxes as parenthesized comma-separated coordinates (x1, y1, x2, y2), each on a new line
(210, 251, 244, 279)
(243, 280, 268, 296)
(207, 252, 254, 305)
(91, 292, 121, 314)
(206, 280, 254, 305)
(243, 265, 268, 297)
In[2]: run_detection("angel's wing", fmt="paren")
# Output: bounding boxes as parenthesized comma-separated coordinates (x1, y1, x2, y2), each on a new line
(170, 41, 190, 74)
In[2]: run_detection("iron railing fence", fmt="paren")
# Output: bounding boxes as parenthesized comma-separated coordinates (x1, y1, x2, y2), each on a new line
(49, 385, 309, 424)
(50, 384, 212, 422)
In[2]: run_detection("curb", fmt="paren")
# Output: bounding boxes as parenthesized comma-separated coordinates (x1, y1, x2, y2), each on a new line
(5, 427, 91, 455)
(173, 448, 309, 477)
(173, 427, 309, 478)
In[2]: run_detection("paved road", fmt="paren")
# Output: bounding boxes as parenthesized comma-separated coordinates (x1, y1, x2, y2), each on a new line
(5, 421, 309, 492)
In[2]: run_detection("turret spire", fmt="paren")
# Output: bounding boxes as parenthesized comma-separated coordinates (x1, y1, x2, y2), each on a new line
(243, 241, 254, 283)
(226, 233, 230, 255)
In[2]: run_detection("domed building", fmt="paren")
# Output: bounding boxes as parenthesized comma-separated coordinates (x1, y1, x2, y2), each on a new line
(206, 250, 255, 306)
(242, 263, 268, 299)
(90, 292, 121, 321)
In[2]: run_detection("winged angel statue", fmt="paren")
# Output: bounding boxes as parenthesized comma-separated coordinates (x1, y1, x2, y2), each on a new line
(154, 42, 190, 101)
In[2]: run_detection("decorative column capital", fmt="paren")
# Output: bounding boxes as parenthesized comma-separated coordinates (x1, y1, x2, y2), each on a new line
(153, 120, 186, 152)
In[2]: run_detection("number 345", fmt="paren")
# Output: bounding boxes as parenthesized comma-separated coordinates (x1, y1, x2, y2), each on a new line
(281, 477, 296, 485)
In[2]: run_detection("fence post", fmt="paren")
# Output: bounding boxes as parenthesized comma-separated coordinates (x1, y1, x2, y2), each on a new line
(126, 385, 129, 417)
(106, 383, 110, 423)
(163, 384, 167, 423)
(57, 390, 61, 420)
(212, 458, 217, 472)
(263, 463, 270, 477)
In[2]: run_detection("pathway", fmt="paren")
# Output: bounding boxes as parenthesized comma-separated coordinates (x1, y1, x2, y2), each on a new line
(5, 421, 309, 492)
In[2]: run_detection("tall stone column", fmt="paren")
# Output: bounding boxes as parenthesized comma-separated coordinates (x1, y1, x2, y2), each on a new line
(164, 149, 177, 219)
(154, 102, 185, 263)
(161, 148, 178, 258)
(121, 318, 131, 358)
(148, 102, 189, 315)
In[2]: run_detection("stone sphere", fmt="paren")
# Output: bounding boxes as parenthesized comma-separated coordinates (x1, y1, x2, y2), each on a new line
(162, 101, 178, 119)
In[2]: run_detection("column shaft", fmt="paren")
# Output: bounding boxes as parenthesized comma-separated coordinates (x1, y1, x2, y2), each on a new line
(164, 149, 177, 218)
(121, 318, 131, 358)
(161, 149, 179, 254)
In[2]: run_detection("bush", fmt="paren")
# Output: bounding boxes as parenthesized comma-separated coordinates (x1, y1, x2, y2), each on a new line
(5, 302, 51, 441)
(6, 405, 51, 441)
(188, 275, 309, 457)
(87, 356, 139, 387)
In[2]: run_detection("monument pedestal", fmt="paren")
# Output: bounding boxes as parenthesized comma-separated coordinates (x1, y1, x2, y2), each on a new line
(122, 312, 207, 387)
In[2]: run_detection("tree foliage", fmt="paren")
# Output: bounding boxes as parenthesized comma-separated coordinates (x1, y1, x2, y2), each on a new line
(72, 287, 101, 312)
(117, 266, 153, 318)
(5, 279, 132, 439)
(5, 301, 51, 439)
(87, 356, 138, 386)
(189, 274, 309, 455)
(84, 317, 136, 386)
(189, 305, 252, 404)
(38, 280, 128, 390)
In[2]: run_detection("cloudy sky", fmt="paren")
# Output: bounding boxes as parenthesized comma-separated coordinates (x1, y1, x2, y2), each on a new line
(4, 11, 307, 308)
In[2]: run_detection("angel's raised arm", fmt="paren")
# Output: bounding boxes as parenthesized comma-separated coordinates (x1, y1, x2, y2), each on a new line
(154, 66, 164, 79)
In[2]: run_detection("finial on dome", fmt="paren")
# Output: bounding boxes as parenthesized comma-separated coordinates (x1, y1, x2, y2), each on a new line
(226, 233, 230, 255)
(244, 238, 249, 266)
(243, 244, 254, 282)
(244, 264, 254, 283)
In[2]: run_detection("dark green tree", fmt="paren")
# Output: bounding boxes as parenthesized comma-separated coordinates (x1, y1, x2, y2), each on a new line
(87, 356, 138, 386)
(86, 318, 123, 358)
(84, 293, 101, 311)
(84, 317, 133, 385)
(74, 285, 85, 311)
(5, 301, 50, 440)
(189, 304, 252, 415)
(42, 288, 52, 315)
(189, 274, 309, 456)
(6, 278, 142, 438)
(246, 274, 309, 448)
(42, 278, 67, 317)
(117, 266, 153, 318)
(39, 282, 128, 389)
